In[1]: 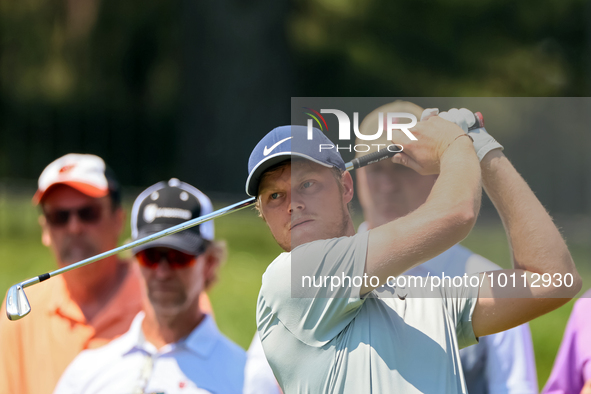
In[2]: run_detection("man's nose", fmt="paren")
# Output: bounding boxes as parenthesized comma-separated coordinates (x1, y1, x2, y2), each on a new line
(378, 172, 401, 193)
(153, 259, 174, 278)
(66, 212, 84, 234)
(288, 190, 305, 214)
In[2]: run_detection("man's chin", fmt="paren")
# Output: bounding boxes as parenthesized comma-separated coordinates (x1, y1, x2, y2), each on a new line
(150, 299, 186, 315)
(149, 286, 185, 299)
(290, 231, 331, 250)
(278, 224, 347, 251)
(60, 249, 98, 265)
(370, 205, 406, 222)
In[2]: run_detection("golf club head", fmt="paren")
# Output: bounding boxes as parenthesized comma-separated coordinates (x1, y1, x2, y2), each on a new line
(6, 284, 31, 320)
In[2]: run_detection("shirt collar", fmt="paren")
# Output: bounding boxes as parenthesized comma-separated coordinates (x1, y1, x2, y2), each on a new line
(123, 312, 220, 359)
(181, 314, 220, 358)
(121, 311, 149, 355)
(49, 261, 142, 325)
(48, 276, 87, 322)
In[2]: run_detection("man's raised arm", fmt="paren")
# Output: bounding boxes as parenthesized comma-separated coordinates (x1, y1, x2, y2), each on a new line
(363, 116, 482, 294)
(472, 149, 582, 337)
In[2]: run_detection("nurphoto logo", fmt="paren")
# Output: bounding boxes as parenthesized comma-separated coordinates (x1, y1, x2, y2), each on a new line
(303, 108, 416, 153)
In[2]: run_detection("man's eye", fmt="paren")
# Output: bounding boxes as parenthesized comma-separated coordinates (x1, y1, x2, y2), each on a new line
(270, 192, 280, 200)
(302, 181, 313, 189)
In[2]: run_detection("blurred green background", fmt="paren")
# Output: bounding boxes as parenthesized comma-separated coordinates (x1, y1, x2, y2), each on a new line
(1, 0, 590, 193)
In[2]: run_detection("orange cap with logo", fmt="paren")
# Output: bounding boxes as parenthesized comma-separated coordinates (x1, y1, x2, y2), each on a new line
(33, 153, 112, 205)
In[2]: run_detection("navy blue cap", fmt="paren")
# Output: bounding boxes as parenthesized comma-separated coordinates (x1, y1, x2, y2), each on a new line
(131, 178, 214, 255)
(246, 125, 346, 196)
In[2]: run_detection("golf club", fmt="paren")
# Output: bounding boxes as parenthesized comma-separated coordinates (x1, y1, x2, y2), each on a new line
(6, 111, 484, 320)
(5, 144, 405, 321)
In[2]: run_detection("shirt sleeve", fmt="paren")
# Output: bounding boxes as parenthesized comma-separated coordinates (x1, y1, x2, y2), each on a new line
(542, 297, 591, 394)
(244, 334, 281, 394)
(257, 232, 369, 347)
(440, 273, 480, 349)
(485, 323, 538, 394)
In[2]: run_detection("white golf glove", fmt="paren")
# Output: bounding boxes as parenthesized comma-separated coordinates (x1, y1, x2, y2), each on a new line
(421, 107, 504, 161)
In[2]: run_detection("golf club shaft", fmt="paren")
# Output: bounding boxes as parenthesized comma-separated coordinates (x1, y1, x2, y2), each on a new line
(17, 146, 401, 290)
(18, 197, 256, 289)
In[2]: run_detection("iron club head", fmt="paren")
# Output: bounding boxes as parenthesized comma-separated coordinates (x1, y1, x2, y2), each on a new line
(6, 284, 31, 321)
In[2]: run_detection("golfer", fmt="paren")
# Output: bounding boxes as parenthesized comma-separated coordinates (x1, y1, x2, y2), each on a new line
(54, 179, 245, 393)
(246, 113, 581, 393)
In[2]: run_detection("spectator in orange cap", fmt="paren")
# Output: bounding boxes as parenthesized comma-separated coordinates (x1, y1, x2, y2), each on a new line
(0, 153, 211, 394)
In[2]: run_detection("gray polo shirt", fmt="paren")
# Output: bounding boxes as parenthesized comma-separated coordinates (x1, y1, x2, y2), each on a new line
(257, 232, 479, 394)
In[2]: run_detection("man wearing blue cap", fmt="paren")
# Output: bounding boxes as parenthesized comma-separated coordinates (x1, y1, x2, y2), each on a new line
(246, 113, 580, 393)
(54, 179, 246, 394)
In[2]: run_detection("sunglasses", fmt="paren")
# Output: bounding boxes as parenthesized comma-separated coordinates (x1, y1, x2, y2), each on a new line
(43, 205, 103, 227)
(136, 248, 196, 269)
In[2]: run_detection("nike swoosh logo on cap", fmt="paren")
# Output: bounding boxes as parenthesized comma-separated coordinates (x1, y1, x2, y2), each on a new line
(263, 137, 293, 156)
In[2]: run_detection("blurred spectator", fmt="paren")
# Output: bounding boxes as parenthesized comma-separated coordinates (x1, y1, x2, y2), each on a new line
(0, 153, 141, 394)
(0, 154, 211, 394)
(355, 101, 538, 394)
(245, 333, 282, 394)
(541, 289, 591, 394)
(54, 178, 245, 393)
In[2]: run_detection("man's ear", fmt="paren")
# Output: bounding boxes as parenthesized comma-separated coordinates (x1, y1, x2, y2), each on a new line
(115, 207, 126, 236)
(341, 171, 354, 205)
(203, 253, 219, 291)
(39, 215, 51, 247)
(203, 241, 226, 290)
(355, 168, 371, 210)
(255, 196, 267, 223)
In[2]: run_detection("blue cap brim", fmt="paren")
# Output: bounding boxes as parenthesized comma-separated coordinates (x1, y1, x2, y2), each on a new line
(245, 152, 333, 196)
(132, 227, 205, 256)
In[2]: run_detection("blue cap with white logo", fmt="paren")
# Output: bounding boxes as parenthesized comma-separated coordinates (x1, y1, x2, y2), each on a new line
(245, 125, 346, 196)
(131, 178, 214, 255)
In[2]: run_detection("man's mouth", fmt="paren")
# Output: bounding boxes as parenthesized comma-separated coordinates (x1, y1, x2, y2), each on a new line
(149, 283, 181, 294)
(290, 219, 314, 230)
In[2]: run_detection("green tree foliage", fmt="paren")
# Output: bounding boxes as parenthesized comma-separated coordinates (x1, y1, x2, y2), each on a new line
(0, 0, 589, 193)
(288, 0, 589, 96)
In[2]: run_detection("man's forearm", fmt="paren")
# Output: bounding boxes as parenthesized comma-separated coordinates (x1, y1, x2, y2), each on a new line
(426, 137, 482, 222)
(480, 150, 581, 289)
(365, 137, 481, 291)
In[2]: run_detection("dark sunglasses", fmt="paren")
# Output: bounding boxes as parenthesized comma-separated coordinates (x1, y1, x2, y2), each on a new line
(136, 248, 196, 270)
(43, 205, 103, 227)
